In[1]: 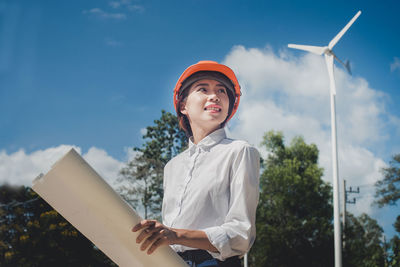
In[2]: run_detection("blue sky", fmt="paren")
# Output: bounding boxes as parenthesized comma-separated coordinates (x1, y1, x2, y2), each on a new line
(1, 0, 399, 237)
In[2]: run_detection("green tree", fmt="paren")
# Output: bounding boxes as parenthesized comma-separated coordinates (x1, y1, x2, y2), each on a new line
(374, 153, 400, 266)
(249, 131, 334, 267)
(343, 213, 386, 267)
(0, 185, 115, 266)
(388, 216, 400, 267)
(375, 154, 400, 207)
(117, 110, 187, 219)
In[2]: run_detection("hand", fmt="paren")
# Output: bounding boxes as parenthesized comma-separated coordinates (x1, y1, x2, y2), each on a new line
(132, 220, 178, 255)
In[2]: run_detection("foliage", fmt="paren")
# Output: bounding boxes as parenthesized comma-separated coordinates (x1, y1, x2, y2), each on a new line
(389, 236, 400, 266)
(374, 154, 400, 266)
(383, 215, 400, 267)
(375, 154, 400, 207)
(343, 213, 386, 267)
(117, 110, 187, 219)
(249, 131, 334, 267)
(0, 184, 115, 266)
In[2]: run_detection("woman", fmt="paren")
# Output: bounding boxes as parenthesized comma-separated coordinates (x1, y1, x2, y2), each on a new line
(132, 61, 260, 267)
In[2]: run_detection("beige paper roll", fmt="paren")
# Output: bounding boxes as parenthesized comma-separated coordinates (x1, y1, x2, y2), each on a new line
(32, 148, 187, 267)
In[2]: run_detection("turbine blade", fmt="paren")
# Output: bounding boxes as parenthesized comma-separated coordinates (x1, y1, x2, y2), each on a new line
(345, 60, 352, 75)
(324, 54, 336, 95)
(288, 44, 326, 55)
(329, 10, 361, 50)
(332, 53, 352, 75)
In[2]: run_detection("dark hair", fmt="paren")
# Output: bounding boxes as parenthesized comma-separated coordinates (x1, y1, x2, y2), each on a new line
(176, 76, 235, 137)
(177, 90, 193, 138)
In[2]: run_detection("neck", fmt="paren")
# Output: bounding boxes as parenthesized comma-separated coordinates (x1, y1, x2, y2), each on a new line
(191, 125, 221, 144)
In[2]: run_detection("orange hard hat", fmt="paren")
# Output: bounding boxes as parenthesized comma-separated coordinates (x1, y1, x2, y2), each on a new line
(173, 60, 241, 122)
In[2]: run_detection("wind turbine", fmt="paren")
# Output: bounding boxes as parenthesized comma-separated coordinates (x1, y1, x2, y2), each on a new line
(288, 10, 361, 267)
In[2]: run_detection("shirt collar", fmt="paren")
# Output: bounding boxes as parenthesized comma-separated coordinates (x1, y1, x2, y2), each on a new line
(188, 128, 226, 156)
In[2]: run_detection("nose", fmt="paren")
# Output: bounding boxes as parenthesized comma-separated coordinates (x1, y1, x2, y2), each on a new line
(208, 91, 220, 102)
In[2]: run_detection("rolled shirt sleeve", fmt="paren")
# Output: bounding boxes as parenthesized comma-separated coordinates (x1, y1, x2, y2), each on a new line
(202, 145, 260, 260)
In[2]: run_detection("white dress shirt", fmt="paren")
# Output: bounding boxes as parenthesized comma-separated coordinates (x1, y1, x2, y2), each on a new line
(162, 128, 260, 260)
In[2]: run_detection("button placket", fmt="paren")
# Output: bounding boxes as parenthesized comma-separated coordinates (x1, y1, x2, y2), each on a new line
(171, 148, 201, 227)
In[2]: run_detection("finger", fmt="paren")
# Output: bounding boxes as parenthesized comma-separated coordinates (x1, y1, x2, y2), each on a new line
(136, 223, 162, 243)
(132, 220, 155, 232)
(140, 229, 164, 250)
(147, 237, 166, 255)
(132, 221, 146, 232)
(136, 227, 157, 243)
(136, 229, 148, 243)
(142, 229, 169, 251)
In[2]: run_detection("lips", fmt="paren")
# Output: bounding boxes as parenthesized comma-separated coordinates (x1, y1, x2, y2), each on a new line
(204, 104, 222, 112)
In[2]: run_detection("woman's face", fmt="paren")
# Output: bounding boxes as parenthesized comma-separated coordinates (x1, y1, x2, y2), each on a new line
(180, 79, 230, 132)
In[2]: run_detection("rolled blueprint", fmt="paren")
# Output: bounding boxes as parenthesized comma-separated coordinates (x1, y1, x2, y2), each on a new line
(32, 148, 187, 267)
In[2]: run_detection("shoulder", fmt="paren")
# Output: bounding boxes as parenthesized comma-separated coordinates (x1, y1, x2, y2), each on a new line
(164, 147, 189, 170)
(220, 138, 260, 158)
(222, 138, 260, 182)
(163, 149, 189, 185)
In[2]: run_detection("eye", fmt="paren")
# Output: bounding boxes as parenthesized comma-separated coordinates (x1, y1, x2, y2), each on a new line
(198, 87, 207, 92)
(218, 88, 226, 94)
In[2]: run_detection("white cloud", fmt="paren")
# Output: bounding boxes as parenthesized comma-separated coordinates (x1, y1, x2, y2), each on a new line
(223, 45, 398, 215)
(109, 1, 122, 9)
(390, 57, 400, 73)
(123, 146, 139, 162)
(389, 115, 400, 136)
(0, 145, 132, 188)
(127, 5, 145, 13)
(0, 145, 79, 186)
(109, 0, 145, 13)
(82, 147, 124, 186)
(83, 8, 127, 20)
(140, 127, 147, 136)
(105, 38, 123, 47)
(83, 1, 144, 21)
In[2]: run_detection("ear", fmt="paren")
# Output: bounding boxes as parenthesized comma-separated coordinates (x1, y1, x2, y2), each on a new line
(180, 101, 188, 115)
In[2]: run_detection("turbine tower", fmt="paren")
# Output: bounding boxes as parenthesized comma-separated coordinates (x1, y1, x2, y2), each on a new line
(288, 10, 361, 267)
